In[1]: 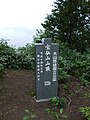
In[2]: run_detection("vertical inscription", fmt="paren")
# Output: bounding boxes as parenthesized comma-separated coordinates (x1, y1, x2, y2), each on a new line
(44, 43, 51, 86)
(36, 52, 44, 81)
(37, 54, 40, 81)
(53, 52, 57, 82)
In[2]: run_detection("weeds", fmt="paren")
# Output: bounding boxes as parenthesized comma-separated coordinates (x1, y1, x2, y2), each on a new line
(79, 107, 90, 120)
(84, 93, 90, 98)
(50, 97, 66, 108)
(23, 109, 37, 120)
(46, 108, 67, 120)
(46, 97, 67, 120)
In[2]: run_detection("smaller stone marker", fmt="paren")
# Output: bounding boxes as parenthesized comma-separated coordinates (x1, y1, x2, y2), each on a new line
(35, 38, 59, 102)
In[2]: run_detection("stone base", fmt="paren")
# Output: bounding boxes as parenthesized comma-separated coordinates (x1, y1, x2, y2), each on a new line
(33, 96, 51, 102)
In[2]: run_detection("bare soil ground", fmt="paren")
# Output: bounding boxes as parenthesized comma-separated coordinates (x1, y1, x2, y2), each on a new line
(0, 69, 90, 120)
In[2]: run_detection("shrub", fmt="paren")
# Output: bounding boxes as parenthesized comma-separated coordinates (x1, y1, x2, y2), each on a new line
(58, 42, 90, 84)
(0, 38, 90, 85)
(0, 39, 35, 70)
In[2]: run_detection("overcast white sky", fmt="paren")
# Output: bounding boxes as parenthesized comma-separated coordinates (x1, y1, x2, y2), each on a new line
(0, 0, 54, 47)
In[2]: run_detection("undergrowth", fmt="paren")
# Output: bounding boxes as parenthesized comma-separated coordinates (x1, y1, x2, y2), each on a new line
(0, 39, 90, 86)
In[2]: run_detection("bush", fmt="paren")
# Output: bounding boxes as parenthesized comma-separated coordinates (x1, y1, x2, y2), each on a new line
(0, 39, 35, 70)
(58, 43, 90, 84)
(0, 38, 90, 85)
(0, 39, 18, 69)
(18, 44, 35, 70)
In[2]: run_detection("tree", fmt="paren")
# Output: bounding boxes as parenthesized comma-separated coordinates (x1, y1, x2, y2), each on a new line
(33, 29, 47, 43)
(41, 0, 90, 52)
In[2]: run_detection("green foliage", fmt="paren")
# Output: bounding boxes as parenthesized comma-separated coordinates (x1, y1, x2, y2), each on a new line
(0, 39, 35, 70)
(84, 93, 90, 98)
(0, 39, 16, 68)
(58, 42, 90, 84)
(46, 108, 67, 120)
(41, 0, 90, 52)
(79, 107, 90, 120)
(50, 97, 66, 108)
(18, 43, 35, 70)
(30, 90, 36, 97)
(33, 29, 46, 43)
(58, 68, 70, 83)
(46, 97, 67, 120)
(0, 38, 90, 85)
(32, 0, 90, 84)
(23, 109, 37, 120)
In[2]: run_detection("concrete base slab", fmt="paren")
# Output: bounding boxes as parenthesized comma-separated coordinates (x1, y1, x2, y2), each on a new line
(33, 96, 51, 102)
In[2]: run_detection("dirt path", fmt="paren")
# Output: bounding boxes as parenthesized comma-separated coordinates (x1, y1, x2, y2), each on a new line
(0, 69, 90, 120)
(0, 70, 53, 120)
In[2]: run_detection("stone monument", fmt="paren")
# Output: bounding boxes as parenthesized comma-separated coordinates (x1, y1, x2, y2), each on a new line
(35, 38, 59, 102)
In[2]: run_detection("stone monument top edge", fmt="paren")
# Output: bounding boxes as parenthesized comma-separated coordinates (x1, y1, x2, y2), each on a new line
(42, 38, 52, 44)
(35, 43, 43, 45)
